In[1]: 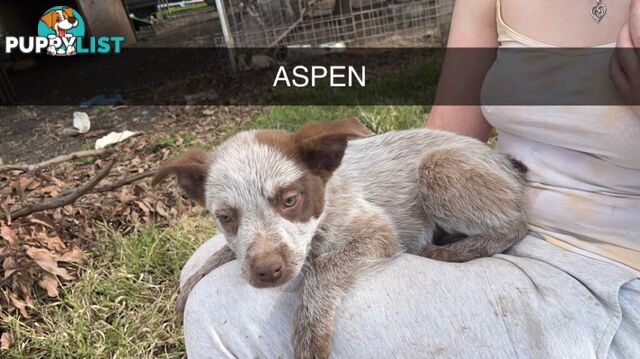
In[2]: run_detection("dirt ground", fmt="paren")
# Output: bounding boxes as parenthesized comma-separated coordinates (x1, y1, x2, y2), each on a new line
(0, 106, 257, 164)
(0, 5, 226, 165)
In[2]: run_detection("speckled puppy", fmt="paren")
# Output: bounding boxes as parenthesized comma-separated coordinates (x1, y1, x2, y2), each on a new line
(153, 118, 528, 359)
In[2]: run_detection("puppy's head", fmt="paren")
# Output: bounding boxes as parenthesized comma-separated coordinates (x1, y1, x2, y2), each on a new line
(41, 8, 78, 36)
(154, 118, 372, 288)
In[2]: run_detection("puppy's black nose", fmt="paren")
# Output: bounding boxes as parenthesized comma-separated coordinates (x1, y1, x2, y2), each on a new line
(68, 17, 77, 24)
(253, 253, 284, 283)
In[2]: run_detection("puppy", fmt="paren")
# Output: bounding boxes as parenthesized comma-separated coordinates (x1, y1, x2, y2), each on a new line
(153, 118, 528, 358)
(40, 8, 79, 55)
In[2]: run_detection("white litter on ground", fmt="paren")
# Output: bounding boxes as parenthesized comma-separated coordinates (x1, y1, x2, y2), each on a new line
(72, 112, 91, 134)
(95, 131, 138, 149)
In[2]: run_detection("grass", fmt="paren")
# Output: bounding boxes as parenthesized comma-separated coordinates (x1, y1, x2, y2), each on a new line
(149, 134, 179, 153)
(209, 105, 427, 147)
(2, 215, 215, 358)
(2, 105, 428, 357)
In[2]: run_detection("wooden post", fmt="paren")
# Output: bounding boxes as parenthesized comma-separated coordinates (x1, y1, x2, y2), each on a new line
(75, 0, 137, 44)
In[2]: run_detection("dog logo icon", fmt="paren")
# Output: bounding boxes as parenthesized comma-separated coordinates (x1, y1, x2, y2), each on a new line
(38, 6, 86, 56)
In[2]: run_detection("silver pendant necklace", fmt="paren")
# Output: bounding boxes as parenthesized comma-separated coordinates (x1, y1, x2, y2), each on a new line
(591, 0, 607, 23)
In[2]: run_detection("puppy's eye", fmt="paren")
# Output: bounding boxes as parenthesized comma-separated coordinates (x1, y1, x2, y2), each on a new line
(217, 214, 232, 224)
(283, 194, 298, 208)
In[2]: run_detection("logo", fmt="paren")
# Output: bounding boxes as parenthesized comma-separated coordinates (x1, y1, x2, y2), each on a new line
(4, 6, 125, 56)
(38, 6, 85, 56)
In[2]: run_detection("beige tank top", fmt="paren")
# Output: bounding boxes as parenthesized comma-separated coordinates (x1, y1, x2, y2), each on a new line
(481, 0, 640, 275)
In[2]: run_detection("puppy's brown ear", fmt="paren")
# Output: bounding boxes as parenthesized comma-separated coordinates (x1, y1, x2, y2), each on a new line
(40, 11, 57, 29)
(152, 149, 211, 205)
(294, 117, 373, 179)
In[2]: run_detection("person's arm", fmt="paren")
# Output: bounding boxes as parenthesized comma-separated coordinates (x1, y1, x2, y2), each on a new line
(610, 0, 640, 119)
(425, 0, 499, 142)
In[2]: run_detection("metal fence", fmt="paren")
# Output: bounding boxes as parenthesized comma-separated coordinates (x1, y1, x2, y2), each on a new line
(214, 0, 454, 48)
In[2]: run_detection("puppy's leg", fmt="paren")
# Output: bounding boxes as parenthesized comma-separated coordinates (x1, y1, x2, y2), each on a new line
(293, 212, 399, 359)
(418, 146, 528, 262)
(175, 245, 235, 317)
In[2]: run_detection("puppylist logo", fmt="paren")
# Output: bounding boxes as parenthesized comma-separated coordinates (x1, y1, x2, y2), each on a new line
(4, 6, 124, 56)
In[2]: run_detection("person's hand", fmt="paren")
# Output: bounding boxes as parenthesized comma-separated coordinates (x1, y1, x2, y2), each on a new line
(610, 0, 640, 118)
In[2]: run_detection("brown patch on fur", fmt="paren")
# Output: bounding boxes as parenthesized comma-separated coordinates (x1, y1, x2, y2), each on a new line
(269, 173, 325, 222)
(214, 207, 240, 235)
(256, 118, 372, 225)
(152, 149, 211, 205)
(294, 118, 373, 179)
(256, 118, 373, 180)
(255, 130, 297, 158)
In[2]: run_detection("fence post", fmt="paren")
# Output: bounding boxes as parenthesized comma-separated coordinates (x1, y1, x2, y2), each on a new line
(214, 0, 238, 74)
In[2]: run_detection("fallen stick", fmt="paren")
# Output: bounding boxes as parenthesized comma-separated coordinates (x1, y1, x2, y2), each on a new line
(91, 170, 157, 193)
(2, 161, 115, 221)
(0, 149, 110, 174)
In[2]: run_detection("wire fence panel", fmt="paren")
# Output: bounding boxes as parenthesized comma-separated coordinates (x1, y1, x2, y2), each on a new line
(214, 0, 454, 48)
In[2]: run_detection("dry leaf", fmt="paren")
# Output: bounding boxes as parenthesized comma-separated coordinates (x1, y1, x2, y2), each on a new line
(18, 177, 33, 190)
(1, 331, 13, 349)
(3, 257, 17, 278)
(155, 201, 169, 218)
(40, 185, 60, 197)
(57, 246, 86, 264)
(48, 175, 66, 187)
(29, 217, 54, 229)
(35, 229, 66, 252)
(25, 247, 74, 280)
(9, 292, 30, 318)
(38, 273, 59, 297)
(117, 188, 136, 203)
(136, 201, 150, 215)
(0, 226, 17, 245)
(26, 179, 42, 191)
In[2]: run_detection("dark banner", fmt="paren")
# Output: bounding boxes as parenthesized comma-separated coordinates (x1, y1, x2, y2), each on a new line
(3, 47, 638, 106)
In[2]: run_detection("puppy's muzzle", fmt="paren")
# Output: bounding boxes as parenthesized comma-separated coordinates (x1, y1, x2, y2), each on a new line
(252, 252, 285, 284)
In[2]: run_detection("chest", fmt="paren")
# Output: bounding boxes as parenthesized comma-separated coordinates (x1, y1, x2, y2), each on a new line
(501, 0, 629, 46)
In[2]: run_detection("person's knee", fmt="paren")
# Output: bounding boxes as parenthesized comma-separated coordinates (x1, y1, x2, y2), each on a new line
(182, 268, 231, 357)
(183, 262, 296, 358)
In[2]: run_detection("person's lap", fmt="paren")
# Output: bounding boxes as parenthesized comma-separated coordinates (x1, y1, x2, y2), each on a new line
(181, 234, 638, 359)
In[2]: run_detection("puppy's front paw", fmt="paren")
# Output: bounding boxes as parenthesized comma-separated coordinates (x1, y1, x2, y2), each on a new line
(292, 305, 331, 359)
(292, 327, 330, 359)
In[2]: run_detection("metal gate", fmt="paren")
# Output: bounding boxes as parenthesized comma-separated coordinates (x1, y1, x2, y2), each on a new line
(214, 0, 454, 48)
